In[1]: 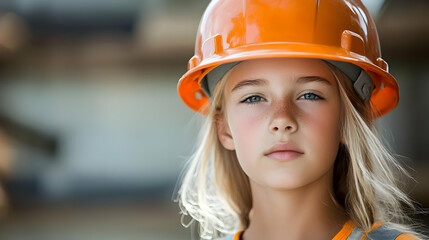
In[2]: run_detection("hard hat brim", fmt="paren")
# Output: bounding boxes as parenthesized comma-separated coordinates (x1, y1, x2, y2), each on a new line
(178, 42, 398, 117)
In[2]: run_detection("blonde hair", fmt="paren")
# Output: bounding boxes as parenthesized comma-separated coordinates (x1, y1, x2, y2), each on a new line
(176, 61, 426, 239)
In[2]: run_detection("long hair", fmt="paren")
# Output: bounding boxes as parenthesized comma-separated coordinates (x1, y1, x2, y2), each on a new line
(176, 61, 425, 239)
(325, 63, 424, 238)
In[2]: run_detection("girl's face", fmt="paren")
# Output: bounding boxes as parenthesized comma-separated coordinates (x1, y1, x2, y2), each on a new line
(217, 58, 342, 190)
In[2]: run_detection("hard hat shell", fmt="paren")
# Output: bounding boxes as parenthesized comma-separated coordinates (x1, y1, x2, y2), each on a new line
(177, 0, 399, 117)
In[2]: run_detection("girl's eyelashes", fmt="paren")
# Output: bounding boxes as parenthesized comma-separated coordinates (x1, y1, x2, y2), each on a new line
(240, 95, 265, 104)
(299, 92, 323, 101)
(240, 92, 323, 104)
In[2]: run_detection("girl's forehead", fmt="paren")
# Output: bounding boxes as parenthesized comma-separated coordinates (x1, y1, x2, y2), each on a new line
(226, 58, 334, 83)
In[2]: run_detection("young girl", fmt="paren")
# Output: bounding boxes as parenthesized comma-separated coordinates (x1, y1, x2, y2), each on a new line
(176, 0, 426, 239)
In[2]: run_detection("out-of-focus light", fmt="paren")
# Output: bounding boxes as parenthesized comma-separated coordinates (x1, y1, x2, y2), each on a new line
(0, 130, 13, 220)
(361, 0, 386, 18)
(0, 13, 28, 51)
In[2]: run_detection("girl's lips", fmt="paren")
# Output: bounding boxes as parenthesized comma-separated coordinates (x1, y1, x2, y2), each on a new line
(264, 142, 303, 155)
(265, 151, 303, 161)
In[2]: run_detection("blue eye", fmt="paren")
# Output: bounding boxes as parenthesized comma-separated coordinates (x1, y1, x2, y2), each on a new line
(300, 92, 322, 101)
(241, 95, 264, 104)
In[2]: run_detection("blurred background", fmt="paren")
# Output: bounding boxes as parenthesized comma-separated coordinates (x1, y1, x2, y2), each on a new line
(0, 0, 427, 239)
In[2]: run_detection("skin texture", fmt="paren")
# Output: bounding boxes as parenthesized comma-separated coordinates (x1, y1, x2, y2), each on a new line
(217, 58, 349, 240)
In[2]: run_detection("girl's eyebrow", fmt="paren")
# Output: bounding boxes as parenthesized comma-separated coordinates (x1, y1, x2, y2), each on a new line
(297, 76, 332, 86)
(231, 76, 332, 93)
(231, 79, 267, 93)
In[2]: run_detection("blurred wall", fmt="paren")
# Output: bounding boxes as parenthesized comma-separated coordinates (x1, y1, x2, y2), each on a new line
(0, 0, 209, 203)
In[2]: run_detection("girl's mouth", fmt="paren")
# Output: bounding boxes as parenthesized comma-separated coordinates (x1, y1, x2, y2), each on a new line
(265, 150, 303, 161)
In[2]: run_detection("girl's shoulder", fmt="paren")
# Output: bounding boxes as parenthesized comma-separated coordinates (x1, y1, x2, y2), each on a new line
(218, 230, 243, 240)
(396, 233, 420, 240)
(341, 221, 420, 240)
(218, 221, 421, 240)
(218, 231, 419, 240)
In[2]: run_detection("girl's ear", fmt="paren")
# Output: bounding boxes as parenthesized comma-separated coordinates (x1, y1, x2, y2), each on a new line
(215, 111, 235, 150)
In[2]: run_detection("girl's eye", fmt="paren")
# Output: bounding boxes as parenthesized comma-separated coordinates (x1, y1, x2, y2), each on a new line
(300, 92, 323, 101)
(241, 95, 264, 104)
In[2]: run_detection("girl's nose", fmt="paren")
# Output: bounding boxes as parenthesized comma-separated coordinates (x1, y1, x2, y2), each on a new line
(269, 104, 298, 134)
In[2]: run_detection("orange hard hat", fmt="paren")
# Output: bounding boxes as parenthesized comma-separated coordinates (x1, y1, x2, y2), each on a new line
(177, 0, 399, 118)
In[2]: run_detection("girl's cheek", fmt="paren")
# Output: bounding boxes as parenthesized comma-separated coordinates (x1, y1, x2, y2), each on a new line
(235, 102, 269, 118)
(301, 103, 340, 138)
(229, 105, 267, 141)
(297, 100, 328, 114)
(232, 105, 267, 127)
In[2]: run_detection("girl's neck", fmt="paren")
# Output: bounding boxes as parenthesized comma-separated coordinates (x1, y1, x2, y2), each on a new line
(243, 168, 348, 240)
